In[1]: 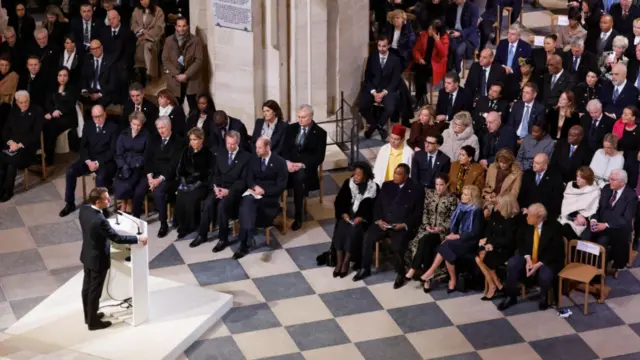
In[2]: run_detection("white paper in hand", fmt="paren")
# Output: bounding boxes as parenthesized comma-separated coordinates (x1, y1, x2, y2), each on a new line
(533, 36, 545, 47)
(242, 189, 263, 199)
(557, 15, 569, 26)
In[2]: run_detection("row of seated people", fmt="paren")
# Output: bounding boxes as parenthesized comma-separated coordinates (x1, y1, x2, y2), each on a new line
(331, 156, 635, 310)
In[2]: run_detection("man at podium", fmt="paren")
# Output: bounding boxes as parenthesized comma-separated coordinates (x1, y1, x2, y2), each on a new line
(79, 187, 148, 331)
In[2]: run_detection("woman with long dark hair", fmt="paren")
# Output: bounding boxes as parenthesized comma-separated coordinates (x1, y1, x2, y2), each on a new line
(412, 19, 449, 110)
(42, 67, 77, 165)
(186, 93, 216, 140)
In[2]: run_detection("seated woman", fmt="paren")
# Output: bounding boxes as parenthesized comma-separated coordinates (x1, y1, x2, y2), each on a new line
(476, 193, 519, 300)
(483, 148, 522, 215)
(42, 67, 77, 166)
(546, 90, 581, 140)
(504, 57, 537, 104)
(590, 133, 624, 187)
(44, 5, 68, 46)
(186, 93, 215, 138)
(598, 35, 629, 81)
(0, 54, 19, 131)
(113, 111, 149, 213)
(406, 173, 458, 290)
(412, 19, 448, 110)
(407, 105, 447, 150)
(556, 7, 587, 52)
(441, 111, 480, 162)
(331, 162, 378, 278)
(174, 127, 213, 239)
(573, 70, 602, 114)
(558, 166, 600, 240)
(448, 145, 485, 198)
(613, 106, 640, 188)
(516, 120, 555, 171)
(157, 89, 187, 137)
(131, 0, 165, 85)
(420, 185, 484, 292)
(384, 9, 416, 70)
(60, 34, 84, 90)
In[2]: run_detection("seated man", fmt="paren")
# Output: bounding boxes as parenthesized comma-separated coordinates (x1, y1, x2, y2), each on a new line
(508, 82, 544, 143)
(540, 55, 575, 108)
(549, 125, 591, 184)
(28, 27, 60, 90)
(518, 153, 564, 220)
(478, 111, 517, 168)
(472, 82, 510, 133)
(60, 105, 118, 217)
(69, 2, 104, 53)
(0, 27, 27, 73)
(0, 91, 44, 202)
(582, 169, 637, 274)
(445, 0, 479, 74)
(498, 203, 565, 311)
(233, 136, 288, 259)
(373, 125, 414, 186)
(435, 72, 473, 123)
(122, 82, 159, 133)
(494, 24, 532, 78)
(190, 130, 250, 250)
(80, 39, 118, 111)
(209, 110, 249, 152)
(134, 116, 185, 238)
(411, 134, 451, 189)
(465, 48, 506, 102)
(600, 64, 639, 119)
(17, 56, 48, 109)
(282, 105, 328, 230)
(352, 164, 425, 288)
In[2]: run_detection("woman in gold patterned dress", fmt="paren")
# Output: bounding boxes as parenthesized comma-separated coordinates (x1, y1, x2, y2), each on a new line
(448, 145, 485, 198)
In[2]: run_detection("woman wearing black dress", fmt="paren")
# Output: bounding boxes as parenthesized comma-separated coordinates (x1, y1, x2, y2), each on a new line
(186, 94, 215, 142)
(573, 70, 602, 114)
(113, 111, 149, 213)
(546, 90, 581, 140)
(475, 193, 519, 300)
(174, 127, 213, 239)
(42, 67, 77, 165)
(617, 106, 640, 188)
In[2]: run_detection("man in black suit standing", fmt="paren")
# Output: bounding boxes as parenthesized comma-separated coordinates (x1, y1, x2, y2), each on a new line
(550, 125, 591, 184)
(562, 39, 598, 81)
(121, 82, 159, 132)
(60, 105, 118, 217)
(79, 187, 147, 331)
(610, 0, 639, 36)
(435, 72, 473, 122)
(352, 164, 425, 288)
(70, 2, 104, 53)
(582, 169, 638, 272)
(508, 82, 545, 142)
(80, 40, 119, 110)
(518, 153, 564, 219)
(586, 15, 617, 58)
(540, 55, 575, 108)
(190, 131, 250, 250)
(359, 34, 403, 140)
(17, 56, 48, 109)
(472, 82, 510, 133)
(209, 110, 250, 152)
(465, 48, 506, 102)
(250, 115, 286, 156)
(411, 134, 451, 189)
(581, 99, 615, 157)
(600, 63, 639, 119)
(100, 9, 136, 92)
(282, 105, 328, 230)
(498, 203, 565, 311)
(479, 112, 517, 168)
(233, 136, 288, 259)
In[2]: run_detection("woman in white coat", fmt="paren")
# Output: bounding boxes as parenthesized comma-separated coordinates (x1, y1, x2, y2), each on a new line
(558, 166, 601, 240)
(441, 111, 479, 162)
(590, 133, 624, 188)
(373, 124, 414, 186)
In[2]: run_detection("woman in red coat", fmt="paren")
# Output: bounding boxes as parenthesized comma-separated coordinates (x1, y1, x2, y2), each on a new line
(412, 19, 449, 111)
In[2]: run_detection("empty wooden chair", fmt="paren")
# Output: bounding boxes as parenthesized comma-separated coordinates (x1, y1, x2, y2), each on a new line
(558, 240, 607, 315)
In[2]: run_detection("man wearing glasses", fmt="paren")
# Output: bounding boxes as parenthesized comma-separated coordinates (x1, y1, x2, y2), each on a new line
(411, 134, 450, 189)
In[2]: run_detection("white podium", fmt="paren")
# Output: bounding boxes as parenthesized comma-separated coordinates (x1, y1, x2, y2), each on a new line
(105, 212, 149, 326)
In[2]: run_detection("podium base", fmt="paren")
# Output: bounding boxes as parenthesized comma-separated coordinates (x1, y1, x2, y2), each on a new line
(4, 270, 233, 360)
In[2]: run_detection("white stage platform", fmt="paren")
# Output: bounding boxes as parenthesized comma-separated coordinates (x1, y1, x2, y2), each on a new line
(5, 270, 233, 360)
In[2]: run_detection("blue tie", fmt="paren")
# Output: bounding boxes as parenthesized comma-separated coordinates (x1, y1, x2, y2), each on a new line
(636, 72, 640, 89)
(261, 158, 267, 171)
(569, 145, 575, 157)
(228, 152, 233, 165)
(536, 173, 542, 185)
(507, 45, 515, 68)
(613, 87, 620, 101)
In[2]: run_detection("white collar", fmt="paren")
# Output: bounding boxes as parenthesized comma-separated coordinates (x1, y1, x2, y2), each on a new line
(90, 205, 101, 212)
(602, 29, 612, 38)
(262, 153, 271, 164)
(111, 25, 121, 33)
(95, 55, 103, 62)
(536, 222, 543, 233)
(536, 170, 546, 178)
(509, 40, 518, 47)
(83, 19, 92, 25)
(615, 80, 627, 90)
(553, 69, 564, 79)
(451, 89, 458, 97)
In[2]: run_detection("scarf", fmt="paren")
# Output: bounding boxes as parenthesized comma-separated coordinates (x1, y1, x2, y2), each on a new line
(450, 203, 477, 234)
(612, 118, 624, 139)
(176, 33, 188, 48)
(349, 178, 377, 214)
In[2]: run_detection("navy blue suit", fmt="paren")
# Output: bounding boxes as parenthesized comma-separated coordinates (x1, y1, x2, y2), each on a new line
(507, 100, 545, 138)
(599, 82, 639, 119)
(479, 124, 518, 164)
(494, 39, 532, 77)
(445, 1, 480, 74)
(411, 150, 451, 189)
(250, 118, 287, 156)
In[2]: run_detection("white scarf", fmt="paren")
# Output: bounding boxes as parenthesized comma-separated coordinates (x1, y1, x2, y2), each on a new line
(159, 105, 174, 116)
(558, 182, 600, 236)
(349, 178, 377, 213)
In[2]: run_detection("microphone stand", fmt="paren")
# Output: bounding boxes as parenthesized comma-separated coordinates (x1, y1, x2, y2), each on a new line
(116, 211, 142, 235)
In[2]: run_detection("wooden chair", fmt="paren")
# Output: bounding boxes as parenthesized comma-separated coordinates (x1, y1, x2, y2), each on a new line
(374, 237, 392, 269)
(143, 193, 173, 220)
(550, 15, 558, 35)
(81, 173, 96, 202)
(558, 240, 607, 315)
(460, 49, 479, 79)
(318, 164, 324, 204)
(23, 132, 47, 191)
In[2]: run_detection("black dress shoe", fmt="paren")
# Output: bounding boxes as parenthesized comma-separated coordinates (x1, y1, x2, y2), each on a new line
(447, 287, 457, 294)
(88, 320, 112, 331)
(378, 128, 388, 140)
(59, 203, 76, 217)
(364, 126, 375, 139)
(232, 248, 248, 260)
(393, 274, 407, 289)
(157, 222, 169, 238)
(538, 298, 549, 311)
(333, 269, 340, 278)
(497, 296, 518, 311)
(212, 240, 228, 253)
(177, 231, 188, 240)
(85, 312, 106, 325)
(189, 235, 207, 248)
(352, 269, 371, 282)
(291, 220, 302, 231)
(339, 271, 349, 278)
(0, 192, 12, 202)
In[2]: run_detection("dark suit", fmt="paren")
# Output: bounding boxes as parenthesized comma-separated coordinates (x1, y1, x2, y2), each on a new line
(81, 56, 119, 107)
(518, 169, 564, 219)
(582, 186, 638, 269)
(505, 220, 565, 298)
(445, 1, 479, 73)
(79, 205, 138, 326)
(99, 25, 136, 94)
(43, 87, 78, 165)
(411, 150, 451, 189)
(282, 122, 328, 222)
(198, 149, 250, 241)
(207, 117, 250, 152)
(17, 71, 48, 108)
(27, 44, 61, 90)
(121, 98, 159, 133)
(465, 62, 506, 101)
(610, 4, 640, 35)
(69, 17, 104, 51)
(599, 81, 640, 119)
(479, 125, 518, 164)
(472, 96, 510, 133)
(237, 153, 288, 250)
(65, 121, 118, 205)
(359, 51, 403, 128)
(0, 41, 27, 73)
(586, 29, 617, 57)
(626, 58, 640, 88)
(546, 108, 581, 140)
(507, 100, 545, 138)
(494, 39, 532, 77)
(8, 14, 36, 46)
(361, 179, 425, 274)
(562, 51, 598, 82)
(549, 140, 591, 184)
(435, 86, 473, 121)
(165, 106, 187, 138)
(250, 118, 287, 156)
(186, 112, 213, 140)
(540, 70, 576, 107)
(581, 114, 615, 157)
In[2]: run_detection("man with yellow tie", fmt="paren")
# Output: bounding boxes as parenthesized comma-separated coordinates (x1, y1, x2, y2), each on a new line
(498, 203, 566, 311)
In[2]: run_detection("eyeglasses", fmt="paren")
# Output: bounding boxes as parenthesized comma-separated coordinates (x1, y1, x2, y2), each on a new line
(425, 141, 437, 145)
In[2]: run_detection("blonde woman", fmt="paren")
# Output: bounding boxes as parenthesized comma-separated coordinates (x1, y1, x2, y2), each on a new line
(476, 194, 519, 300)
(483, 149, 522, 213)
(408, 105, 447, 150)
(441, 111, 480, 162)
(599, 35, 629, 81)
(590, 133, 624, 187)
(559, 166, 600, 240)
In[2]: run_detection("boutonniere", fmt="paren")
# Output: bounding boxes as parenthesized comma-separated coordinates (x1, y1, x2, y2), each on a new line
(61, 91, 66, 96)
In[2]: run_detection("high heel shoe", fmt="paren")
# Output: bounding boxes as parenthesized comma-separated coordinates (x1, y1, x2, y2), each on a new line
(423, 280, 431, 293)
(447, 287, 457, 294)
(332, 270, 340, 278)
(339, 271, 349, 278)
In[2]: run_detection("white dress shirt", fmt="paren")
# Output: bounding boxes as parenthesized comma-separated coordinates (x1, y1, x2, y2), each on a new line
(63, 51, 76, 69)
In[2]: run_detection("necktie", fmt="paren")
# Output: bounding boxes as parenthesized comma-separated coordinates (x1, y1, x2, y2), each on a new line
(507, 45, 515, 67)
(228, 152, 233, 165)
(221, 127, 226, 139)
(623, 10, 628, 17)
(636, 69, 640, 89)
(426, 155, 433, 171)
(520, 105, 531, 137)
(481, 69, 487, 96)
(135, 105, 141, 112)
(490, 100, 495, 109)
(93, 58, 100, 87)
(589, 119, 598, 147)
(551, 74, 558, 88)
(161, 138, 168, 148)
(606, 0, 612, 12)
(380, 56, 386, 68)
(96, 125, 102, 133)
(298, 127, 307, 148)
(261, 158, 267, 171)
(613, 87, 620, 101)
(84, 22, 90, 45)
(532, 227, 540, 263)
(573, 56, 579, 72)
(609, 190, 618, 206)
(446, 93, 454, 120)
(113, 29, 117, 37)
(569, 145, 575, 157)
(536, 173, 542, 185)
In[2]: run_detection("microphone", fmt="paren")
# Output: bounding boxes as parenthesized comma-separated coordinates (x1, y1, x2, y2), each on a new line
(116, 211, 142, 235)
(115, 209, 120, 225)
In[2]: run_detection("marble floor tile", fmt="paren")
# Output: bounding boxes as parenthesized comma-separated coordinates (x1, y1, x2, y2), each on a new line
(223, 303, 281, 335)
(0, 206, 24, 231)
(0, 228, 35, 254)
(368, 281, 434, 309)
(199, 321, 231, 340)
(607, 294, 640, 325)
(477, 343, 542, 360)
(529, 334, 598, 360)
(301, 267, 365, 295)
(173, 237, 234, 264)
(9, 295, 47, 319)
(276, 221, 332, 249)
(285, 319, 350, 352)
(17, 200, 74, 227)
(269, 294, 333, 327)
(185, 337, 245, 360)
(252, 272, 315, 302)
(0, 271, 58, 301)
(286, 243, 332, 271)
(387, 302, 453, 333)
(12, 182, 62, 206)
(37, 241, 82, 270)
(336, 310, 403, 343)
(149, 264, 200, 285)
(148, 244, 186, 270)
(457, 318, 525, 351)
(238, 249, 299, 279)
(233, 327, 299, 360)
(319, 287, 383, 318)
(355, 335, 422, 360)
(189, 258, 249, 287)
(0, 301, 17, 330)
(301, 343, 365, 360)
(0, 249, 47, 278)
(579, 325, 640, 359)
(406, 326, 475, 360)
(437, 294, 505, 325)
(210, 279, 266, 308)
(508, 309, 576, 342)
(28, 219, 81, 247)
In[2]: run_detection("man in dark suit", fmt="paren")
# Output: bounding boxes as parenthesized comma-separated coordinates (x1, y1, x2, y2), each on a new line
(479, 112, 517, 167)
(550, 125, 591, 184)
(581, 99, 616, 157)
(626, 43, 640, 87)
(0, 27, 27, 73)
(17, 56, 48, 109)
(352, 164, 424, 288)
(518, 153, 564, 219)
(435, 72, 473, 122)
(508, 82, 544, 141)
(472, 82, 510, 133)
(282, 105, 328, 230)
(411, 134, 451, 189)
(540, 55, 575, 107)
(599, 63, 639, 119)
(79, 187, 146, 331)
(445, 0, 479, 74)
(582, 169, 638, 271)
(610, 0, 639, 35)
(135, 116, 185, 238)
(121, 82, 159, 132)
(562, 39, 598, 81)
(60, 105, 118, 217)
(494, 25, 532, 78)
(465, 48, 506, 102)
(190, 131, 250, 250)
(586, 15, 617, 57)
(80, 40, 119, 109)
(250, 117, 287, 156)
(359, 34, 403, 139)
(498, 203, 565, 311)
(28, 27, 60, 90)
(70, 2, 104, 52)
(209, 110, 250, 152)
(233, 136, 288, 259)
(100, 9, 136, 90)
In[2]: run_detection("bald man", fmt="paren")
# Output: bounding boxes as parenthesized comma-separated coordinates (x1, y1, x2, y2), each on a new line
(541, 54, 575, 107)
(601, 63, 639, 119)
(100, 9, 136, 93)
(81, 39, 118, 108)
(518, 153, 564, 219)
(550, 125, 591, 184)
(466, 48, 506, 102)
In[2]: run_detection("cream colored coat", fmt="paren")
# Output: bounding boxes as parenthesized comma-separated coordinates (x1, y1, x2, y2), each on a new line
(372, 143, 414, 186)
(131, 7, 165, 76)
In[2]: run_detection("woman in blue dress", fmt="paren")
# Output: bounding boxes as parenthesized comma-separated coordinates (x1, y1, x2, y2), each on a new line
(113, 111, 149, 213)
